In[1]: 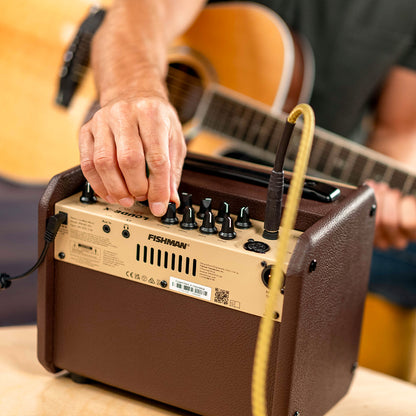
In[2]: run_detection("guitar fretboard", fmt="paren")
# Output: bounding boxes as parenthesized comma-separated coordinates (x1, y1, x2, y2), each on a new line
(199, 88, 416, 196)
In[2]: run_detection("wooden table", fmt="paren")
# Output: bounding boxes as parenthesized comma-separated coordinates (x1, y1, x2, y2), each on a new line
(0, 326, 415, 416)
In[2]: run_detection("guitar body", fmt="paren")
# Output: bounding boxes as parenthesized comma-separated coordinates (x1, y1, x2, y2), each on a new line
(0, 1, 311, 184)
(0, 0, 113, 184)
(169, 2, 313, 156)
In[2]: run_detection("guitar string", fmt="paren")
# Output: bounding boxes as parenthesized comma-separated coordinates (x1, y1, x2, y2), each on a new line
(165, 67, 416, 194)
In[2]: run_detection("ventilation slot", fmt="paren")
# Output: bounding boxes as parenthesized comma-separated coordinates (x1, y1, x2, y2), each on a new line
(136, 244, 197, 276)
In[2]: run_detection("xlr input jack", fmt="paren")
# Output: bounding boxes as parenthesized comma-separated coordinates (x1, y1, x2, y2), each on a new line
(261, 262, 285, 292)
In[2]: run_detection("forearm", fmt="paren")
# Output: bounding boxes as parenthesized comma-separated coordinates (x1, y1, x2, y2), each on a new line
(366, 65, 416, 167)
(92, 0, 206, 105)
(367, 124, 416, 167)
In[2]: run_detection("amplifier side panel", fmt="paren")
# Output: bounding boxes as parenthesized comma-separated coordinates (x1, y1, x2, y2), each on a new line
(273, 184, 376, 416)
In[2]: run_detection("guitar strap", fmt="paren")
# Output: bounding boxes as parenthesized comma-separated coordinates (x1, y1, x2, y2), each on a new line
(56, 6, 106, 108)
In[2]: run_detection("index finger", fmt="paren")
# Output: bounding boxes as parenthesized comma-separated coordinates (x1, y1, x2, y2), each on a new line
(138, 107, 171, 217)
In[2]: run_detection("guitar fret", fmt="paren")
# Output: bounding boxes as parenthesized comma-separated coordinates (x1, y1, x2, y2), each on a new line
(308, 136, 326, 171)
(214, 95, 237, 134)
(402, 175, 414, 195)
(382, 166, 394, 184)
(222, 100, 246, 138)
(234, 105, 256, 142)
(389, 170, 407, 192)
(368, 161, 388, 183)
(322, 144, 343, 175)
(408, 178, 416, 197)
(347, 154, 369, 186)
(357, 159, 375, 185)
(201, 92, 224, 130)
(198, 90, 416, 195)
(266, 120, 286, 153)
(244, 112, 266, 145)
(314, 141, 334, 174)
(256, 115, 279, 149)
(339, 150, 357, 182)
(330, 147, 351, 181)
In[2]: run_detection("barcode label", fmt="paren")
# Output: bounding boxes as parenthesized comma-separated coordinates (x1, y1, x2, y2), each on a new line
(170, 277, 211, 300)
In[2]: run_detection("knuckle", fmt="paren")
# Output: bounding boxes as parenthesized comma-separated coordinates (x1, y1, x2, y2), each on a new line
(94, 153, 114, 169)
(91, 109, 105, 124)
(136, 98, 160, 114)
(80, 158, 95, 174)
(109, 100, 131, 119)
(136, 98, 170, 124)
(146, 152, 169, 169)
(118, 149, 142, 169)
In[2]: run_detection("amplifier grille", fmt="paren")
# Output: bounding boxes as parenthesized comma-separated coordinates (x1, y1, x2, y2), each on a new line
(136, 244, 197, 276)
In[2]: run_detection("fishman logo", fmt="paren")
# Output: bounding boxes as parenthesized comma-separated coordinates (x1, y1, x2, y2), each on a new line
(148, 234, 188, 249)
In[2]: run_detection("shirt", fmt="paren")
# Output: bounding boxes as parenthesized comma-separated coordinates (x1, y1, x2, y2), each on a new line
(208, 0, 416, 138)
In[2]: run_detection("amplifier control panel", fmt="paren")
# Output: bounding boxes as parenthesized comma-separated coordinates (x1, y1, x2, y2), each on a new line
(54, 193, 302, 320)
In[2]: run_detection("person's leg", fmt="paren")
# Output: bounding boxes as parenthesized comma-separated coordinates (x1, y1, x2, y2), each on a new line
(369, 243, 416, 308)
(0, 178, 45, 326)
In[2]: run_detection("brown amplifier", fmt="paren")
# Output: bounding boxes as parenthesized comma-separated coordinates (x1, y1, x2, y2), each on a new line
(37, 153, 375, 416)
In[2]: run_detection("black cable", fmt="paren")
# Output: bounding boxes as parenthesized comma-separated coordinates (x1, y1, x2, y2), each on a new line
(0, 212, 67, 291)
(263, 121, 296, 240)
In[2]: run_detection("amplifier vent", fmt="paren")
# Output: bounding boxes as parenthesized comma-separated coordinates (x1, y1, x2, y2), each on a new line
(136, 244, 197, 276)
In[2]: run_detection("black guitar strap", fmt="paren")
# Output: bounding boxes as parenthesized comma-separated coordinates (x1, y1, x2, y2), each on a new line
(56, 7, 106, 108)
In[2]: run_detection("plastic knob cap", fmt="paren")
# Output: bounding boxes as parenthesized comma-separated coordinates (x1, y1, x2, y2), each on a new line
(161, 202, 179, 224)
(219, 214, 236, 240)
(199, 210, 217, 234)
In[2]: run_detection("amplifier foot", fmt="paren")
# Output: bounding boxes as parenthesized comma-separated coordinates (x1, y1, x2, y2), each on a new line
(69, 372, 91, 384)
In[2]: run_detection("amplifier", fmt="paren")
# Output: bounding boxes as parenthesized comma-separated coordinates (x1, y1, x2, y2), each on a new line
(37, 153, 375, 416)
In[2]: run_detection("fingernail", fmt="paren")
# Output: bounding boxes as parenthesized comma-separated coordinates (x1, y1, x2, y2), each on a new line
(106, 195, 117, 204)
(151, 202, 166, 217)
(119, 197, 134, 207)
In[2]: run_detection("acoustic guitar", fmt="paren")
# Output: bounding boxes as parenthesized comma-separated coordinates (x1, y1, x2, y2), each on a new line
(0, 1, 311, 184)
(2, 1, 415, 197)
(172, 6, 416, 196)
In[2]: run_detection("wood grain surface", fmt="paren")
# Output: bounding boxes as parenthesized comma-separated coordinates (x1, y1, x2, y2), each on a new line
(0, 326, 415, 416)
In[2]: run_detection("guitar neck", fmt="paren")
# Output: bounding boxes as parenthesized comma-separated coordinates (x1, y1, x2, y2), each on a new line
(197, 87, 416, 196)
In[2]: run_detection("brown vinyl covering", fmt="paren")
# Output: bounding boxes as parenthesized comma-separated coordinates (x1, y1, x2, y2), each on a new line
(38, 154, 375, 416)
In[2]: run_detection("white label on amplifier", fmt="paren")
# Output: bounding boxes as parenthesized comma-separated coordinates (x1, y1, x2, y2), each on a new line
(170, 277, 211, 301)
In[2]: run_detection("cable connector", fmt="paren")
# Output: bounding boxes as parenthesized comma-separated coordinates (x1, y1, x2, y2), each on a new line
(1, 211, 68, 291)
(44, 212, 68, 242)
(0, 273, 11, 291)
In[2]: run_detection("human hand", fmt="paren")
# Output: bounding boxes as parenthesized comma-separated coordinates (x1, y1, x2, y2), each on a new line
(366, 180, 416, 250)
(79, 94, 186, 217)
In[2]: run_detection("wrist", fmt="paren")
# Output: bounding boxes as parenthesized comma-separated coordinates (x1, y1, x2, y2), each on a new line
(98, 64, 169, 107)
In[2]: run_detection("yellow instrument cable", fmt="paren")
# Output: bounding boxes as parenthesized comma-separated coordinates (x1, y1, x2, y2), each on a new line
(252, 104, 315, 416)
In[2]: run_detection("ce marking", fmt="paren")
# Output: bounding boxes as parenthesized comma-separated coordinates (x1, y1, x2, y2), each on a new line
(126, 271, 140, 280)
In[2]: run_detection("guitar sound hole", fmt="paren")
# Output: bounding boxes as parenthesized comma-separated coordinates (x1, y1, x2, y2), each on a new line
(167, 62, 204, 124)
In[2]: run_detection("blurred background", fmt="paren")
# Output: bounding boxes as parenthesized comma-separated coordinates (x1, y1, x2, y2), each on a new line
(0, 0, 415, 384)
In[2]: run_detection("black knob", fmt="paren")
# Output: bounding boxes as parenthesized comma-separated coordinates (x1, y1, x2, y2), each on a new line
(180, 206, 198, 229)
(177, 192, 192, 214)
(199, 210, 217, 234)
(219, 214, 236, 240)
(216, 201, 230, 223)
(197, 198, 212, 219)
(161, 202, 179, 224)
(235, 206, 252, 229)
(80, 182, 97, 204)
